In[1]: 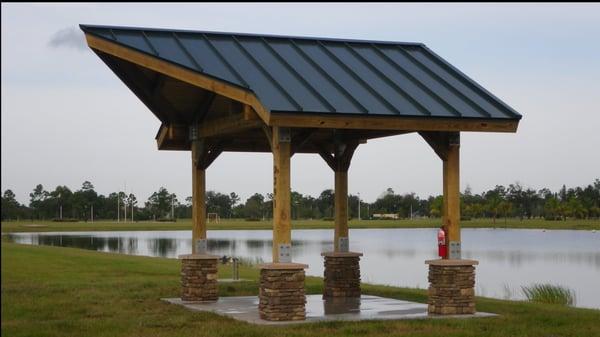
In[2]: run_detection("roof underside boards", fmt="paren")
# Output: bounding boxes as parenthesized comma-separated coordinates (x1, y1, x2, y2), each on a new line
(80, 25, 522, 121)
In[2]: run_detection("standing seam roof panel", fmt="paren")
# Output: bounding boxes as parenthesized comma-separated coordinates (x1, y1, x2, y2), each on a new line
(342, 44, 441, 117)
(240, 38, 330, 113)
(80, 25, 522, 120)
(269, 40, 362, 114)
(145, 31, 200, 71)
(406, 48, 515, 118)
(357, 45, 463, 117)
(299, 41, 395, 115)
(377, 45, 484, 118)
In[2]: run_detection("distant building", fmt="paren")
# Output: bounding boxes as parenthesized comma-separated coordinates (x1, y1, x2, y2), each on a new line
(372, 213, 400, 220)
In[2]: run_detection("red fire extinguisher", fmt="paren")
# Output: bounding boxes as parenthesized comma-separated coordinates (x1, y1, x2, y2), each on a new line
(438, 227, 447, 258)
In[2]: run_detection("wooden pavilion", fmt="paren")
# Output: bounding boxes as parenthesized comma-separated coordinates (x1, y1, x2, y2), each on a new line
(81, 24, 521, 320)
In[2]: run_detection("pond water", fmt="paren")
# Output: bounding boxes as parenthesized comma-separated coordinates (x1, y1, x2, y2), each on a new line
(5, 228, 600, 309)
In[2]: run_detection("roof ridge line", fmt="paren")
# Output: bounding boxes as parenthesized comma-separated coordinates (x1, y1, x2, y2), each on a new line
(79, 24, 425, 47)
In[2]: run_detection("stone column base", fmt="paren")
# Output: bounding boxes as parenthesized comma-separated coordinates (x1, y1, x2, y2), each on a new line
(179, 254, 219, 302)
(425, 259, 478, 315)
(321, 252, 363, 298)
(258, 263, 308, 321)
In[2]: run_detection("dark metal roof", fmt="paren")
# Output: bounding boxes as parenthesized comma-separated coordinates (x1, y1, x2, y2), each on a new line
(81, 24, 521, 120)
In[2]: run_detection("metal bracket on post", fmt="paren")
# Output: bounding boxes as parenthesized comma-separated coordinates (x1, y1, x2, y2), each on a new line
(448, 132, 460, 146)
(278, 127, 291, 143)
(195, 239, 207, 254)
(449, 241, 461, 259)
(338, 237, 349, 253)
(278, 243, 291, 263)
(189, 125, 199, 141)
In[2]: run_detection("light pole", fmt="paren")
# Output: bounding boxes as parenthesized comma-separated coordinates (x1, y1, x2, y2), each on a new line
(58, 192, 62, 220)
(357, 192, 361, 220)
(117, 193, 120, 223)
(124, 183, 127, 222)
(171, 194, 175, 220)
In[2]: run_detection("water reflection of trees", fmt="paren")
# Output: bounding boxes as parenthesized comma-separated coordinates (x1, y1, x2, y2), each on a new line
(147, 238, 177, 257)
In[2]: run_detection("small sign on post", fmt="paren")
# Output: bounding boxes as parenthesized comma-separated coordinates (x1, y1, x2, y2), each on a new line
(449, 241, 461, 259)
(338, 237, 349, 252)
(195, 239, 207, 254)
(278, 243, 291, 263)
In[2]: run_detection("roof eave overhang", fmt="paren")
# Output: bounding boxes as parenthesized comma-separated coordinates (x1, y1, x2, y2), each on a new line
(269, 112, 519, 133)
(84, 32, 272, 124)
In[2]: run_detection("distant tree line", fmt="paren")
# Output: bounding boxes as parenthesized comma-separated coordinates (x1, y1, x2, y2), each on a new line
(2, 179, 599, 222)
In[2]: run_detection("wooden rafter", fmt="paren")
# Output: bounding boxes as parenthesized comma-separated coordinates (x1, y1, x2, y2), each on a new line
(291, 129, 317, 156)
(419, 131, 461, 162)
(156, 124, 187, 150)
(197, 113, 262, 138)
(85, 33, 272, 124)
(317, 140, 359, 172)
(193, 92, 216, 124)
(419, 131, 449, 161)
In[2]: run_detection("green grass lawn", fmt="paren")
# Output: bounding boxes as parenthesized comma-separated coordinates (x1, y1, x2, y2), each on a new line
(2, 217, 599, 233)
(2, 242, 599, 337)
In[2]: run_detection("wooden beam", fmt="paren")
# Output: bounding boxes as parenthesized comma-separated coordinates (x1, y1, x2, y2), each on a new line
(191, 139, 207, 168)
(419, 131, 449, 161)
(337, 142, 359, 172)
(199, 148, 223, 170)
(156, 123, 170, 147)
(272, 126, 292, 263)
(291, 129, 317, 156)
(317, 147, 336, 171)
(156, 124, 188, 150)
(243, 104, 260, 120)
(151, 73, 167, 97)
(85, 33, 272, 124)
(193, 92, 216, 124)
(261, 124, 273, 151)
(197, 113, 262, 138)
(270, 113, 519, 133)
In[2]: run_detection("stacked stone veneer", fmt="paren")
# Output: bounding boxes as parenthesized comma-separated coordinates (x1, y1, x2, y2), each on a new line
(179, 254, 218, 302)
(322, 252, 362, 298)
(426, 259, 478, 315)
(259, 263, 308, 321)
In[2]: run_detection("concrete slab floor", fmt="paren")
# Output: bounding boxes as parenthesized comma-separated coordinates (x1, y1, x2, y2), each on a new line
(162, 295, 496, 325)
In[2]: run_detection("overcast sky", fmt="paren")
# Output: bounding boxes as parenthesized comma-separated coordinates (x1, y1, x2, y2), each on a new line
(2, 3, 599, 205)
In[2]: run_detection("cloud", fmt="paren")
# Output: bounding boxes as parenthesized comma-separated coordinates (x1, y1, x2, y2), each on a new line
(48, 27, 87, 51)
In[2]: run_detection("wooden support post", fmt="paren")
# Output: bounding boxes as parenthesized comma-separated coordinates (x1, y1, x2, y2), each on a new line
(420, 131, 461, 259)
(442, 160, 449, 245)
(272, 127, 292, 263)
(318, 140, 358, 253)
(443, 134, 461, 258)
(334, 170, 349, 252)
(191, 155, 207, 254)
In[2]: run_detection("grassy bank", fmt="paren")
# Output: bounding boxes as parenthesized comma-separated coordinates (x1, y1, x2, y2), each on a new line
(2, 242, 599, 337)
(2, 218, 599, 233)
